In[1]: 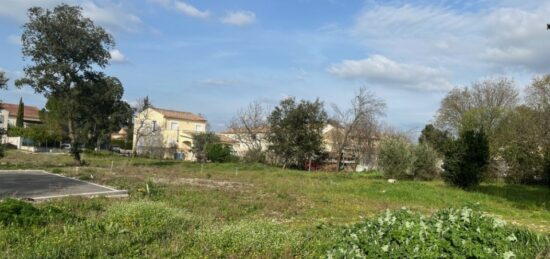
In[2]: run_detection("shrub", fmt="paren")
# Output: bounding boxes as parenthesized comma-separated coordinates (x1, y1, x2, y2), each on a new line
(501, 143, 544, 184)
(0, 199, 42, 226)
(412, 143, 439, 181)
(206, 143, 232, 163)
(0, 144, 4, 158)
(327, 207, 549, 258)
(378, 136, 414, 179)
(0, 199, 75, 226)
(443, 129, 489, 189)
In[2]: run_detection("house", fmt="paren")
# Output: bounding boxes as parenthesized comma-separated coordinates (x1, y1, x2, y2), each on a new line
(218, 127, 269, 157)
(132, 107, 207, 160)
(0, 103, 42, 130)
(220, 122, 380, 171)
(111, 128, 128, 141)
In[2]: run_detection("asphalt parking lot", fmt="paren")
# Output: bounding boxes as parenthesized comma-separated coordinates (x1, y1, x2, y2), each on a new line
(0, 170, 127, 200)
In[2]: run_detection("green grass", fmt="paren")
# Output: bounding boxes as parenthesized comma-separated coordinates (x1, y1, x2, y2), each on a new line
(1, 150, 550, 257)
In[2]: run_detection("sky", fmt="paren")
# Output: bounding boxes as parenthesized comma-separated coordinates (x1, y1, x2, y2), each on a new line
(0, 0, 549, 133)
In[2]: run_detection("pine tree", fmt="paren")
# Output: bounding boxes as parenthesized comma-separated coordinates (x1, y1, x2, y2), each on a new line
(16, 97, 24, 128)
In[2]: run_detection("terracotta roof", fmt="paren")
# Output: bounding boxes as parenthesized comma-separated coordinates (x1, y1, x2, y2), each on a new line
(219, 126, 269, 134)
(217, 134, 238, 144)
(1, 103, 41, 121)
(152, 107, 206, 122)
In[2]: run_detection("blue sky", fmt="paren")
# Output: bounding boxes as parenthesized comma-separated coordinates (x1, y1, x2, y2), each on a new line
(1, 0, 549, 133)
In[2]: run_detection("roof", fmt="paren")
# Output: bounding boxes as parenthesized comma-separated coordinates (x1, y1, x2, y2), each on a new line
(152, 107, 206, 122)
(219, 126, 269, 134)
(1, 103, 41, 121)
(217, 134, 238, 144)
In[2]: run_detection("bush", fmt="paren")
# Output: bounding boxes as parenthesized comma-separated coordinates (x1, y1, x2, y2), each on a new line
(327, 207, 549, 258)
(501, 143, 544, 184)
(412, 143, 439, 181)
(443, 129, 489, 189)
(378, 136, 414, 179)
(0, 199, 42, 226)
(206, 143, 232, 163)
(0, 199, 75, 226)
(0, 144, 4, 158)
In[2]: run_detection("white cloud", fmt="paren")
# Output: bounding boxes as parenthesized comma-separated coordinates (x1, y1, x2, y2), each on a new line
(480, 5, 550, 72)
(350, 2, 550, 76)
(328, 55, 452, 92)
(174, 1, 210, 19)
(109, 49, 128, 63)
(81, 1, 143, 33)
(0, 0, 63, 22)
(220, 10, 256, 26)
(0, 1, 143, 33)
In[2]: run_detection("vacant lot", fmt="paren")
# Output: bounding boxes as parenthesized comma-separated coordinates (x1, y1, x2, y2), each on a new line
(1, 150, 549, 257)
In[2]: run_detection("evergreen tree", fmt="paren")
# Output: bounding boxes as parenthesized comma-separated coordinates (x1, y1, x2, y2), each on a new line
(16, 98, 24, 128)
(16, 4, 115, 163)
(267, 97, 327, 169)
(442, 129, 490, 189)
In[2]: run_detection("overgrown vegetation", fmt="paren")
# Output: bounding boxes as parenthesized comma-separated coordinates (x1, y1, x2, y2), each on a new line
(328, 207, 548, 258)
(1, 151, 550, 257)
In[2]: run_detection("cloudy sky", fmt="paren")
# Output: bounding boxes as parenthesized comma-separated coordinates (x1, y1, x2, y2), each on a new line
(0, 0, 549, 132)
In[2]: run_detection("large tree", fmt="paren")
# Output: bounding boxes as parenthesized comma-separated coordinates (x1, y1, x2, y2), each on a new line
(80, 74, 132, 151)
(418, 124, 451, 156)
(267, 97, 327, 169)
(16, 4, 115, 163)
(330, 87, 385, 171)
(435, 78, 518, 135)
(525, 75, 550, 150)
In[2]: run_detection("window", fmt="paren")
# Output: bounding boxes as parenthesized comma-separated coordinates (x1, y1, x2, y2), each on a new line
(152, 120, 158, 131)
(170, 121, 179, 130)
(195, 124, 203, 132)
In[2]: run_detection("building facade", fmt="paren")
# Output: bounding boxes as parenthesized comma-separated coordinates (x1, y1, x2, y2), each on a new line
(132, 107, 207, 160)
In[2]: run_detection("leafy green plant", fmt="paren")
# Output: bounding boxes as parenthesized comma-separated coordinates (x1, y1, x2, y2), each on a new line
(0, 199, 76, 227)
(206, 143, 232, 163)
(412, 143, 439, 181)
(378, 136, 414, 179)
(327, 207, 549, 258)
(443, 129, 489, 189)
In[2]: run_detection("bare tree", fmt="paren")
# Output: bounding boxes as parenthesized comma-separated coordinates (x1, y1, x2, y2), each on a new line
(132, 96, 159, 156)
(331, 87, 386, 172)
(435, 77, 518, 134)
(228, 100, 269, 156)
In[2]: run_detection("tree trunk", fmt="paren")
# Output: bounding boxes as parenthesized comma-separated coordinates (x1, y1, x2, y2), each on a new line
(67, 116, 81, 164)
(336, 151, 343, 172)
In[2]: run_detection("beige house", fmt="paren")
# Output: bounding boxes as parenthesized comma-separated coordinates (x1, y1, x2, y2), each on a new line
(0, 103, 41, 130)
(132, 107, 207, 160)
(218, 127, 269, 157)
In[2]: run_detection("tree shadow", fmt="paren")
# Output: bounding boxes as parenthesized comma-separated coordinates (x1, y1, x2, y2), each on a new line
(474, 184, 550, 211)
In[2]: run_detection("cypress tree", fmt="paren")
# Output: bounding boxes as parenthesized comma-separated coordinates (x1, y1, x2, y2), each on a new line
(16, 97, 24, 128)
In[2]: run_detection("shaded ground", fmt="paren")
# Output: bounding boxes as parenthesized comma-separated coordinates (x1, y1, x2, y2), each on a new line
(0, 170, 127, 200)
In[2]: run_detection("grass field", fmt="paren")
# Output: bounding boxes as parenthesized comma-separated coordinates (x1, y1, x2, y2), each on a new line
(1, 150, 550, 257)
